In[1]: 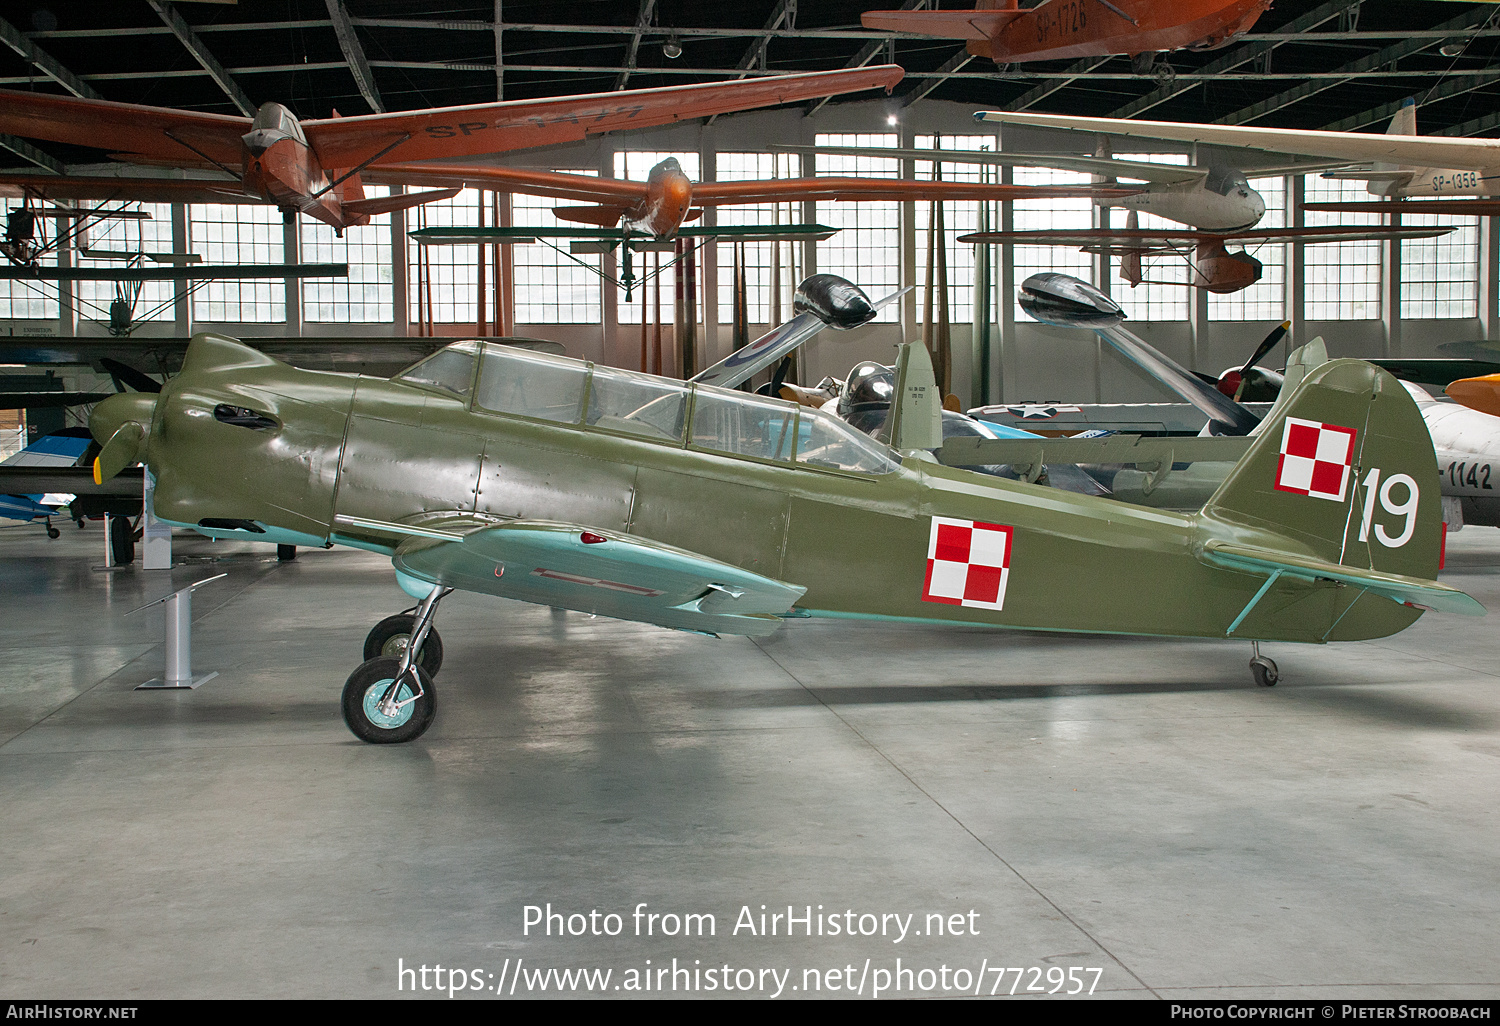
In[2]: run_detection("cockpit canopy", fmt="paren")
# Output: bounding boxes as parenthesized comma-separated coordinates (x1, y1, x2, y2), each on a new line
(394, 342, 900, 476)
(1204, 165, 1251, 197)
(249, 102, 308, 145)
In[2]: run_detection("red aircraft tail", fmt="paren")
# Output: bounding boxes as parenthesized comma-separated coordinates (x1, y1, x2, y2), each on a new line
(861, 1, 1022, 41)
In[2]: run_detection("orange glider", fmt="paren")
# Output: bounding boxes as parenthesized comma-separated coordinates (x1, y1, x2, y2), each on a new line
(862, 0, 1270, 64)
(0, 66, 901, 234)
(375, 157, 1137, 240)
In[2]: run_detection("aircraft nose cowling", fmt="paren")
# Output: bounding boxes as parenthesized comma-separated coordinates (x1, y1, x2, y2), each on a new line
(1018, 272, 1124, 327)
(90, 392, 157, 448)
(241, 128, 280, 157)
(793, 274, 877, 330)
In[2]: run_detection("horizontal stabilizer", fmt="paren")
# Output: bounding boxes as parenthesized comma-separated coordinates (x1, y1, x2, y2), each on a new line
(861, 8, 1022, 40)
(554, 204, 629, 226)
(390, 518, 806, 636)
(340, 188, 460, 218)
(1201, 540, 1484, 617)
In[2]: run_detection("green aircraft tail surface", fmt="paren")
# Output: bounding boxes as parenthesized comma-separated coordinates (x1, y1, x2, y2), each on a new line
(1197, 358, 1482, 621)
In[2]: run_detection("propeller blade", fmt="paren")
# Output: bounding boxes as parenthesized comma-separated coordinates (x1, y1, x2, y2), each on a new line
(99, 357, 162, 394)
(1240, 320, 1290, 376)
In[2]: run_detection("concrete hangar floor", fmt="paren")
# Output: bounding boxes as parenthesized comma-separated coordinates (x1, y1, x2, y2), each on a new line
(1, 521, 1497, 1001)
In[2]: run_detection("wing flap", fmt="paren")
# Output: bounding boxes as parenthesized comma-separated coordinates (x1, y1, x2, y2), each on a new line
(1201, 540, 1485, 617)
(391, 519, 806, 636)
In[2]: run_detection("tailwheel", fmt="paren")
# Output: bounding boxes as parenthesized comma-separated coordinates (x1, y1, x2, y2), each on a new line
(364, 613, 444, 677)
(1249, 642, 1279, 687)
(341, 656, 436, 744)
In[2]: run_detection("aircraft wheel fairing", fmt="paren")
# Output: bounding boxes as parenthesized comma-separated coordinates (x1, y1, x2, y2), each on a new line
(1250, 655, 1279, 688)
(342, 657, 436, 744)
(363, 615, 444, 677)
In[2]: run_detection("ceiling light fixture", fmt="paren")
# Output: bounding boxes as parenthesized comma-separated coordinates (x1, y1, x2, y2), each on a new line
(663, 35, 683, 59)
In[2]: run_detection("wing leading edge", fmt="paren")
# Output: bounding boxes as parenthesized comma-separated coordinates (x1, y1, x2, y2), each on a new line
(387, 518, 807, 637)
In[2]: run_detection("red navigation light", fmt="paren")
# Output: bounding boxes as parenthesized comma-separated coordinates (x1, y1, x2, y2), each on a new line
(581, 532, 607, 544)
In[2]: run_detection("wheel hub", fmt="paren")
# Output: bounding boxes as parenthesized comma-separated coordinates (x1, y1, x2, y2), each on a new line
(363, 678, 414, 728)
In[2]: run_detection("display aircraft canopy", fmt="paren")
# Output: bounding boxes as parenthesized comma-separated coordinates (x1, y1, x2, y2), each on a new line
(0, 66, 902, 233)
(863, 0, 1270, 67)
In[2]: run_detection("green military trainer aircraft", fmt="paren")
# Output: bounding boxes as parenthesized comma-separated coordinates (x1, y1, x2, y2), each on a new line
(88, 291, 1484, 743)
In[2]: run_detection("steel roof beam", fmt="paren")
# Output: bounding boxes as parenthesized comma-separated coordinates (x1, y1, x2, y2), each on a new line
(148, 0, 256, 117)
(0, 134, 63, 174)
(615, 0, 658, 91)
(1323, 70, 1500, 132)
(324, 0, 384, 113)
(806, 0, 928, 118)
(901, 48, 974, 107)
(1109, 0, 1360, 119)
(1006, 57, 1113, 112)
(1214, 7, 1494, 126)
(0, 15, 101, 99)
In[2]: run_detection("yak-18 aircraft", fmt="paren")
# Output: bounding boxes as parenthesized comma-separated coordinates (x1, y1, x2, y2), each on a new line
(87, 273, 1482, 743)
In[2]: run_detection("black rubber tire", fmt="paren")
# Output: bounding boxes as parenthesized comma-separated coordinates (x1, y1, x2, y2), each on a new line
(363, 614, 444, 677)
(109, 515, 134, 565)
(46, 526, 60, 539)
(1250, 656, 1279, 687)
(341, 656, 436, 744)
(277, 544, 297, 561)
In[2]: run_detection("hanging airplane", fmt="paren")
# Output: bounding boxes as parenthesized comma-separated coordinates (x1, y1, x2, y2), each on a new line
(862, 0, 1271, 73)
(960, 210, 1453, 294)
(397, 155, 1135, 298)
(0, 66, 904, 234)
(84, 302, 1481, 742)
(974, 102, 1500, 216)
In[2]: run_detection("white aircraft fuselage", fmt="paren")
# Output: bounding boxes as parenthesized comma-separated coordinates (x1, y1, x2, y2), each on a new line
(1105, 168, 1266, 232)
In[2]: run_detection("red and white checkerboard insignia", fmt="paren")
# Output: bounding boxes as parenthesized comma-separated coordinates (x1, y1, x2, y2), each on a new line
(922, 516, 1013, 611)
(1275, 416, 1358, 502)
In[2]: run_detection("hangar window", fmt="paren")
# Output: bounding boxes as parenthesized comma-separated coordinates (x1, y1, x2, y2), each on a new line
(915, 134, 998, 323)
(715, 152, 804, 327)
(1304, 178, 1380, 320)
(474, 345, 586, 424)
(815, 134, 900, 323)
(189, 202, 285, 322)
(586, 366, 688, 442)
(75, 202, 176, 327)
(1402, 211, 1478, 319)
(513, 172, 603, 325)
(303, 186, 393, 323)
(1210, 175, 1285, 322)
(396, 342, 477, 400)
(1110, 154, 1190, 323)
(616, 152, 701, 327)
(689, 388, 797, 462)
(409, 188, 479, 325)
(1012, 167, 1094, 318)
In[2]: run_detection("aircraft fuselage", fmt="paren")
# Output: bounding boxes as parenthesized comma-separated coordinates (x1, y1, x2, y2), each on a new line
(1109, 171, 1265, 232)
(976, 0, 1271, 63)
(240, 103, 360, 231)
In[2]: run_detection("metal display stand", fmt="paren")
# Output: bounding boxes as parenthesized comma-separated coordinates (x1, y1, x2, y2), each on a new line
(129, 573, 227, 690)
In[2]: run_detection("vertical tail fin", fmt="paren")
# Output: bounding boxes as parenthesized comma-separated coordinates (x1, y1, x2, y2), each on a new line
(1202, 359, 1441, 580)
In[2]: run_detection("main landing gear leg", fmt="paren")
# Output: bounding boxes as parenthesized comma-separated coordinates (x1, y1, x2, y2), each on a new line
(341, 586, 453, 743)
(1249, 641, 1279, 687)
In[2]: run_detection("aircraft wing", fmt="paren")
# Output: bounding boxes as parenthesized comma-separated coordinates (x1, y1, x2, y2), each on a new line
(776, 144, 1209, 184)
(691, 177, 1136, 204)
(937, 434, 1254, 470)
(1305, 199, 1500, 217)
(374, 516, 806, 637)
(960, 225, 1454, 250)
(0, 172, 249, 205)
(974, 111, 1500, 172)
(305, 67, 903, 167)
(861, 8, 1025, 39)
(370, 163, 647, 204)
(0, 88, 248, 166)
